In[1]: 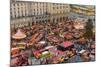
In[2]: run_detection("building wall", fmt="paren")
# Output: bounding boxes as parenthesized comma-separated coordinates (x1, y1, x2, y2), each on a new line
(70, 4, 95, 17)
(10, 2, 29, 18)
(11, 17, 32, 29)
(69, 4, 95, 25)
(10, 0, 70, 29)
(48, 3, 70, 22)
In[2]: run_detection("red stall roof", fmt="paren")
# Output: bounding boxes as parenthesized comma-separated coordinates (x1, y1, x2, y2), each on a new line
(62, 41, 73, 48)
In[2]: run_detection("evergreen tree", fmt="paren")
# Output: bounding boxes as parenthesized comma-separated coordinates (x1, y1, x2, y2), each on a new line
(84, 19, 93, 41)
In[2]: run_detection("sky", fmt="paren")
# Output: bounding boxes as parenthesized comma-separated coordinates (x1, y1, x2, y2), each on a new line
(16, 0, 95, 5)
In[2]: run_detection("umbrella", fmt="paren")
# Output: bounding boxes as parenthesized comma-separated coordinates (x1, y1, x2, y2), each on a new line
(12, 29, 26, 39)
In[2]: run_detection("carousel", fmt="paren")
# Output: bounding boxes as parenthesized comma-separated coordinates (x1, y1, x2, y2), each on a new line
(12, 29, 26, 39)
(12, 29, 27, 52)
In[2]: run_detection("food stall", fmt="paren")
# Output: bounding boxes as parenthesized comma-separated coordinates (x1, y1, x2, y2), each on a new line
(11, 47, 20, 58)
(64, 33, 73, 40)
(57, 41, 74, 51)
(12, 29, 26, 39)
(33, 51, 41, 59)
(17, 42, 26, 49)
(77, 37, 87, 45)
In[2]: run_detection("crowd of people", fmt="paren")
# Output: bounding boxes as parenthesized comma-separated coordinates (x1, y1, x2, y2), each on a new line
(11, 17, 95, 67)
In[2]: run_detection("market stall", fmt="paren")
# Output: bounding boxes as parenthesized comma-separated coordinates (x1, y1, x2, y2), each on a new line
(12, 29, 26, 39)
(57, 41, 74, 51)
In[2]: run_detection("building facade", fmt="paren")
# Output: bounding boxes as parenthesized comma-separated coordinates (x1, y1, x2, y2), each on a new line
(68, 4, 95, 24)
(10, 0, 70, 29)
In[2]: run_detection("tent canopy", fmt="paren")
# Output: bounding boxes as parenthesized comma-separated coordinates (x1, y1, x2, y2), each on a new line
(12, 29, 26, 39)
(62, 41, 73, 48)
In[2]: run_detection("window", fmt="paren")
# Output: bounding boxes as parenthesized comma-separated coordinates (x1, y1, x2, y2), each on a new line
(14, 14, 16, 18)
(36, 17, 38, 19)
(13, 4, 15, 6)
(17, 3, 19, 6)
(53, 3, 55, 5)
(13, 7, 16, 11)
(53, 7, 55, 9)
(57, 7, 59, 9)
(34, 9, 35, 12)
(18, 7, 19, 11)
(57, 3, 59, 5)
(37, 9, 38, 12)
(40, 8, 41, 11)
